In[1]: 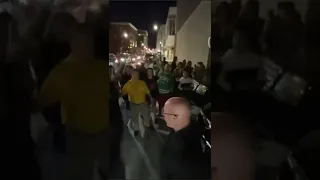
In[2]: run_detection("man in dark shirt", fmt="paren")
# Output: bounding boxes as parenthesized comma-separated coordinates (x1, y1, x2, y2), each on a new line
(171, 56, 177, 72)
(161, 97, 210, 179)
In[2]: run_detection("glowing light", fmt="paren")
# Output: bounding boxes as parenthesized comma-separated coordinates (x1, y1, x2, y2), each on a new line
(123, 33, 128, 38)
(153, 24, 158, 31)
(120, 58, 125, 62)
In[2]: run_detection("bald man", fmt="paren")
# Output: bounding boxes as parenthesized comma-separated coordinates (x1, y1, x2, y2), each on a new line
(211, 112, 256, 180)
(160, 97, 210, 179)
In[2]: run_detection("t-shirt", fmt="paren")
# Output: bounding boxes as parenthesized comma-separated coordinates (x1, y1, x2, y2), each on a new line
(158, 72, 174, 94)
(38, 54, 109, 134)
(218, 49, 264, 90)
(122, 79, 150, 104)
(178, 77, 194, 90)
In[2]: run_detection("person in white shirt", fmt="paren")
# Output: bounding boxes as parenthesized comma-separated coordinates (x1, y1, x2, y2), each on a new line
(218, 27, 266, 91)
(178, 70, 194, 91)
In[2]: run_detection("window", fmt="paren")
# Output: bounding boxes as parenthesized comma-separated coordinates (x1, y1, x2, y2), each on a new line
(168, 16, 175, 35)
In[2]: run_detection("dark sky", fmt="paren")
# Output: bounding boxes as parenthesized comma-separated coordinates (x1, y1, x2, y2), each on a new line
(109, 1, 177, 48)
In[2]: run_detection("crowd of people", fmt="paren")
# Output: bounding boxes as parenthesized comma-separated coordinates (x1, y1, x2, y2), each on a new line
(212, 0, 304, 93)
(211, 1, 318, 180)
(1, 3, 210, 180)
(109, 55, 209, 134)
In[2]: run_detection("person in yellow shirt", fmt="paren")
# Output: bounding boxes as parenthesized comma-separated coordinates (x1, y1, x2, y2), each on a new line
(36, 24, 110, 180)
(122, 69, 152, 136)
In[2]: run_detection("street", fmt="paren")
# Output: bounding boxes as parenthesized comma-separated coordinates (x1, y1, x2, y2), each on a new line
(32, 113, 168, 180)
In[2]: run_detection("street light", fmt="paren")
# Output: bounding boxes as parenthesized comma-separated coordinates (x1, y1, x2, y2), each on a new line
(153, 24, 158, 31)
(123, 32, 128, 38)
(153, 23, 162, 61)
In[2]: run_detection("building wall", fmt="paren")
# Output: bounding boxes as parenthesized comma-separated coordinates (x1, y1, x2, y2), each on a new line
(109, 23, 138, 54)
(156, 24, 166, 53)
(175, 1, 211, 65)
(176, 0, 202, 32)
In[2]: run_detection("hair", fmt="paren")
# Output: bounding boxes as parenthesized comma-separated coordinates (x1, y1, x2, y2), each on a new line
(216, 1, 230, 17)
(182, 69, 190, 76)
(72, 23, 94, 38)
(52, 12, 76, 25)
(147, 68, 154, 74)
(132, 69, 139, 73)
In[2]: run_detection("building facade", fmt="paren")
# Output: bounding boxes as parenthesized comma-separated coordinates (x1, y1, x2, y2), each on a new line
(175, 0, 211, 66)
(137, 30, 148, 47)
(156, 24, 166, 56)
(164, 7, 177, 61)
(109, 22, 138, 54)
(137, 30, 148, 55)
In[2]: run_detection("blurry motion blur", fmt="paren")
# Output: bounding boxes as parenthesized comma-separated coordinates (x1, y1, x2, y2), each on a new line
(211, 1, 320, 180)
(36, 24, 110, 180)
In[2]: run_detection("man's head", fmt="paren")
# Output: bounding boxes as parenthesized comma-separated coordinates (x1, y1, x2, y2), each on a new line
(46, 12, 76, 42)
(211, 112, 256, 180)
(131, 69, 140, 80)
(240, 0, 259, 18)
(186, 61, 192, 67)
(70, 24, 94, 58)
(173, 56, 177, 62)
(182, 70, 189, 78)
(164, 64, 171, 72)
(163, 97, 191, 131)
(125, 65, 133, 75)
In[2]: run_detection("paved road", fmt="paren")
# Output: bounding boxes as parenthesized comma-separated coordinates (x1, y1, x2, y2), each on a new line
(32, 115, 168, 180)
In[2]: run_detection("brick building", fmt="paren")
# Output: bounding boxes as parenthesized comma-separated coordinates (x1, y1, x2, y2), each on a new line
(109, 22, 138, 54)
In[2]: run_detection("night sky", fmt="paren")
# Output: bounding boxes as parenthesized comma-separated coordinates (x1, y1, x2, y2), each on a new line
(109, 1, 177, 48)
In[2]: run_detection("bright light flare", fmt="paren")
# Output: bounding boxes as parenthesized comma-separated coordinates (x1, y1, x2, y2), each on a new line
(123, 33, 128, 38)
(132, 58, 136, 61)
(120, 58, 125, 62)
(153, 24, 158, 31)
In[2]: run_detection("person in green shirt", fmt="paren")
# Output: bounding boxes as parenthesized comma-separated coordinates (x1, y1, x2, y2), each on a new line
(157, 64, 174, 113)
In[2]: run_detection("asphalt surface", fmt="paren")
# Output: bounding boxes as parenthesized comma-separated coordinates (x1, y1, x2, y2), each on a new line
(31, 113, 169, 180)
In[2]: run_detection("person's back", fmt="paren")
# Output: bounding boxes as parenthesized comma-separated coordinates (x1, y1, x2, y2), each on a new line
(41, 56, 109, 133)
(162, 122, 210, 179)
(158, 65, 174, 94)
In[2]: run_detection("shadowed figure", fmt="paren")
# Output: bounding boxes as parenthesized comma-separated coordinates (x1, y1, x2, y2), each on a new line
(212, 112, 256, 180)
